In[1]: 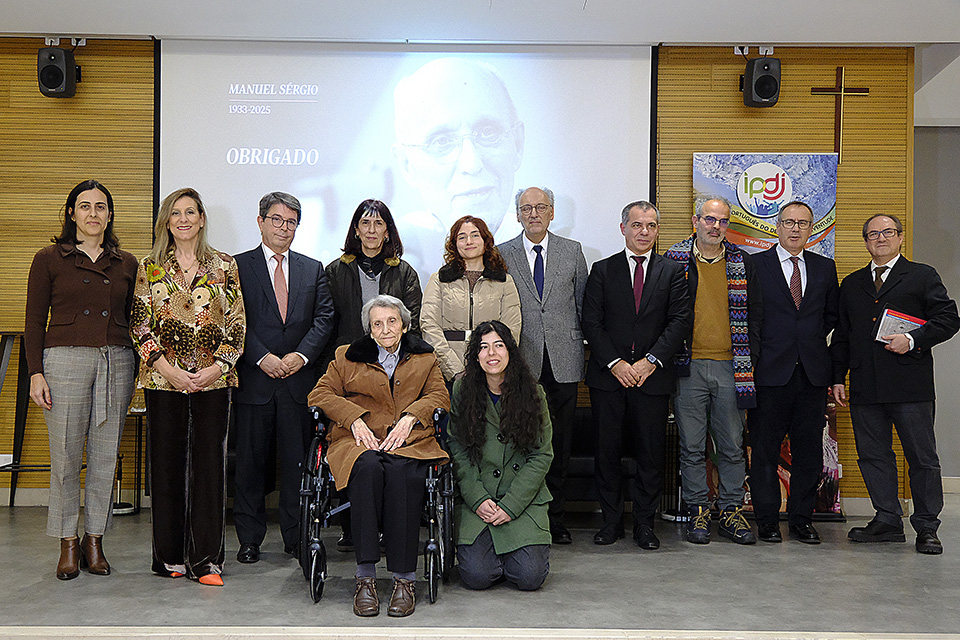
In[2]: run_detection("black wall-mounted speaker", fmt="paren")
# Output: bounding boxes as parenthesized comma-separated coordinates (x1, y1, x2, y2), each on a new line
(742, 57, 780, 107)
(38, 47, 78, 98)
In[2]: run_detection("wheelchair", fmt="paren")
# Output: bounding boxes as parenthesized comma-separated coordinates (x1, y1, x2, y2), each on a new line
(297, 407, 456, 604)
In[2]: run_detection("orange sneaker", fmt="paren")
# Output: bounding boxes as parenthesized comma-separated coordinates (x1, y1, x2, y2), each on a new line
(198, 574, 223, 587)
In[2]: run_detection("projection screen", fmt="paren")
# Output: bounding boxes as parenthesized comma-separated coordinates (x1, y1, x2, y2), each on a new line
(160, 41, 653, 281)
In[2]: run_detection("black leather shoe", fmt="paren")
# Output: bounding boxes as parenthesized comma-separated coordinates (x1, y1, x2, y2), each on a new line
(789, 523, 821, 545)
(757, 522, 782, 543)
(916, 529, 943, 555)
(337, 532, 354, 552)
(633, 524, 660, 550)
(237, 543, 260, 564)
(848, 518, 905, 543)
(551, 523, 572, 545)
(593, 523, 624, 546)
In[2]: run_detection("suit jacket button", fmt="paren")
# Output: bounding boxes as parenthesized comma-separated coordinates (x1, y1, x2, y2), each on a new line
(83, 278, 90, 284)
(872, 317, 876, 322)
(497, 433, 504, 442)
(83, 309, 90, 315)
(512, 463, 520, 471)
(101, 310, 109, 317)
(103, 278, 110, 285)
(492, 469, 501, 478)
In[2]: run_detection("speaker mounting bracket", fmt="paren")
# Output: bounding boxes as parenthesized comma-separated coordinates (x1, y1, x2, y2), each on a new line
(44, 37, 60, 46)
(71, 38, 87, 47)
(758, 46, 774, 56)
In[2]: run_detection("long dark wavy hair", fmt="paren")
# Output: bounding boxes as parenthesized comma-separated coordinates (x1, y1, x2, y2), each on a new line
(442, 215, 507, 273)
(52, 179, 120, 249)
(341, 199, 404, 259)
(454, 320, 544, 464)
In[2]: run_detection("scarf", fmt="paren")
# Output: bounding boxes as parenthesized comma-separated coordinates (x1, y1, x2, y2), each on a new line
(664, 234, 755, 409)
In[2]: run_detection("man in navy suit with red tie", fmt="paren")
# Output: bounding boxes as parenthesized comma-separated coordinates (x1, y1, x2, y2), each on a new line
(582, 201, 691, 549)
(832, 213, 959, 555)
(749, 201, 839, 544)
(234, 192, 334, 563)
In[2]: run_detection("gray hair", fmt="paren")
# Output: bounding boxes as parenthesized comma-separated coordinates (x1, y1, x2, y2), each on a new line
(515, 187, 555, 209)
(621, 200, 660, 225)
(361, 294, 412, 333)
(695, 196, 732, 218)
(777, 200, 814, 223)
(862, 213, 903, 238)
(258, 191, 302, 222)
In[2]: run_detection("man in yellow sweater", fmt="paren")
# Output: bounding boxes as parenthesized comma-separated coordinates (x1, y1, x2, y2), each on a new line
(664, 197, 763, 545)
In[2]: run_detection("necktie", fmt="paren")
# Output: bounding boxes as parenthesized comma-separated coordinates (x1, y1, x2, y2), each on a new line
(874, 265, 888, 293)
(632, 255, 645, 313)
(789, 256, 802, 309)
(273, 254, 287, 322)
(533, 245, 544, 299)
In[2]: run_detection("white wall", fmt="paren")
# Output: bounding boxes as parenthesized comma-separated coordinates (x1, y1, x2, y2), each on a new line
(916, 44, 960, 127)
(3, 0, 960, 45)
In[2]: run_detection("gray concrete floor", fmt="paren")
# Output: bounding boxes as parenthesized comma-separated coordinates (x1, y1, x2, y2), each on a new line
(1, 499, 958, 635)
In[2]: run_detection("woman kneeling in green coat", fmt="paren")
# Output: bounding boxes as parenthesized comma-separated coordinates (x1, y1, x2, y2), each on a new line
(448, 320, 553, 590)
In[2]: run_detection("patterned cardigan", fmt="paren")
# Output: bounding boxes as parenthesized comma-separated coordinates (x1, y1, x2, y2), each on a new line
(130, 250, 246, 392)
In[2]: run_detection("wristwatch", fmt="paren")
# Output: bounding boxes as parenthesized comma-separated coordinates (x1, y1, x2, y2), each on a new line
(645, 353, 659, 367)
(218, 360, 231, 374)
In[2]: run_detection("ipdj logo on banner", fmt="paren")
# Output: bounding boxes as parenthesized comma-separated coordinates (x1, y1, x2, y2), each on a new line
(736, 162, 792, 219)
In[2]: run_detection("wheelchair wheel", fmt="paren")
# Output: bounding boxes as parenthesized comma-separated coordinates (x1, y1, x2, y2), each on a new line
(299, 437, 321, 580)
(309, 539, 327, 603)
(438, 471, 455, 579)
(426, 549, 440, 604)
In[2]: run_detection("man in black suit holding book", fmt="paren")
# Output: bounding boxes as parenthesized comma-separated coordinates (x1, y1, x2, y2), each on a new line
(831, 213, 959, 554)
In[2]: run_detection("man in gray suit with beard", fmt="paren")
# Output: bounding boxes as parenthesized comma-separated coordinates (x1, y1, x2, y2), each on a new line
(497, 187, 588, 544)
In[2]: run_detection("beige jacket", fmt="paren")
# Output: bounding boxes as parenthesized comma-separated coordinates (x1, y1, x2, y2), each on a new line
(421, 263, 522, 381)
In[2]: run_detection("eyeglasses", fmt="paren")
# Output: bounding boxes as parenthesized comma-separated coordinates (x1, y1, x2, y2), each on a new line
(865, 228, 900, 240)
(266, 215, 298, 231)
(779, 219, 812, 230)
(403, 123, 519, 164)
(698, 215, 730, 228)
(518, 203, 552, 215)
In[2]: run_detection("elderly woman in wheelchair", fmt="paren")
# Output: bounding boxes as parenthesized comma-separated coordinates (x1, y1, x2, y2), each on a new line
(308, 294, 449, 617)
(448, 320, 554, 591)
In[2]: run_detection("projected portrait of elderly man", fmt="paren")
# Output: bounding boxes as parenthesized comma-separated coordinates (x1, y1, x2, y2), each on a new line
(393, 58, 525, 278)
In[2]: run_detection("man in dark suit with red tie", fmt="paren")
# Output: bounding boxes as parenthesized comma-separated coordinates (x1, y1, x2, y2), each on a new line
(749, 201, 839, 544)
(233, 192, 334, 563)
(831, 213, 959, 555)
(582, 201, 692, 549)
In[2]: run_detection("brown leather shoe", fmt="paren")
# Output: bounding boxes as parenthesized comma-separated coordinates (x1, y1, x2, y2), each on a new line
(80, 534, 111, 575)
(57, 537, 81, 580)
(387, 577, 416, 617)
(353, 577, 379, 616)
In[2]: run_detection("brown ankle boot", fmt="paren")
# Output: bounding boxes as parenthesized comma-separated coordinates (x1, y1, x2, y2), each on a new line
(80, 534, 111, 575)
(57, 537, 81, 580)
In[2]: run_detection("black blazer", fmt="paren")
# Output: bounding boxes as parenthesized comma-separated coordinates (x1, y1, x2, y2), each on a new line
(753, 247, 839, 388)
(582, 251, 692, 395)
(831, 256, 960, 404)
(235, 247, 335, 405)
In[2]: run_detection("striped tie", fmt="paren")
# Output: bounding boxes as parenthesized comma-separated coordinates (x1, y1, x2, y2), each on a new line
(789, 256, 802, 309)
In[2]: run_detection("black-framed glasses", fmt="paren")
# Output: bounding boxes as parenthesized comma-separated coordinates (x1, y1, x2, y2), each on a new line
(265, 215, 298, 231)
(698, 215, 730, 228)
(779, 219, 812, 230)
(518, 203, 552, 215)
(865, 228, 900, 240)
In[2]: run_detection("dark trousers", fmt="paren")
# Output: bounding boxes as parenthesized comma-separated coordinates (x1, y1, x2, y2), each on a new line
(233, 389, 311, 549)
(145, 388, 231, 578)
(748, 363, 825, 526)
(590, 385, 669, 528)
(540, 350, 579, 527)
(457, 527, 549, 591)
(348, 450, 429, 574)
(850, 401, 943, 533)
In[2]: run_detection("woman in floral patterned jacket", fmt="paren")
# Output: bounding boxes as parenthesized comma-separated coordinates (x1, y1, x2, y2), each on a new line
(130, 187, 245, 587)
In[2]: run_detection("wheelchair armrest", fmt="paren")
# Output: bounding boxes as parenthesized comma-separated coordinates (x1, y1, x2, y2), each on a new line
(309, 406, 329, 439)
(432, 407, 448, 439)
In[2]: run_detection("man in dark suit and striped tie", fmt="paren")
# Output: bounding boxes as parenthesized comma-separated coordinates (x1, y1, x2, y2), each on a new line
(233, 192, 334, 563)
(749, 201, 839, 544)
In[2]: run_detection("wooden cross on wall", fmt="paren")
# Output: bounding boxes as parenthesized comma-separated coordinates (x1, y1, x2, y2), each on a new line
(811, 66, 870, 164)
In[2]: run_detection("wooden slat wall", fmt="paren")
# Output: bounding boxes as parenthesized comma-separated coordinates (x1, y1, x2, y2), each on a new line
(0, 38, 154, 491)
(656, 46, 914, 499)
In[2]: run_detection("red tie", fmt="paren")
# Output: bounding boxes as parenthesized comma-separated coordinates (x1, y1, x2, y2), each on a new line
(273, 254, 287, 322)
(632, 255, 645, 313)
(789, 256, 802, 309)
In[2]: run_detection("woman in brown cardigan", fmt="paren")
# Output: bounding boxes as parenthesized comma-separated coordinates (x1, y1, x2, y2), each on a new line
(25, 180, 138, 580)
(308, 294, 448, 618)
